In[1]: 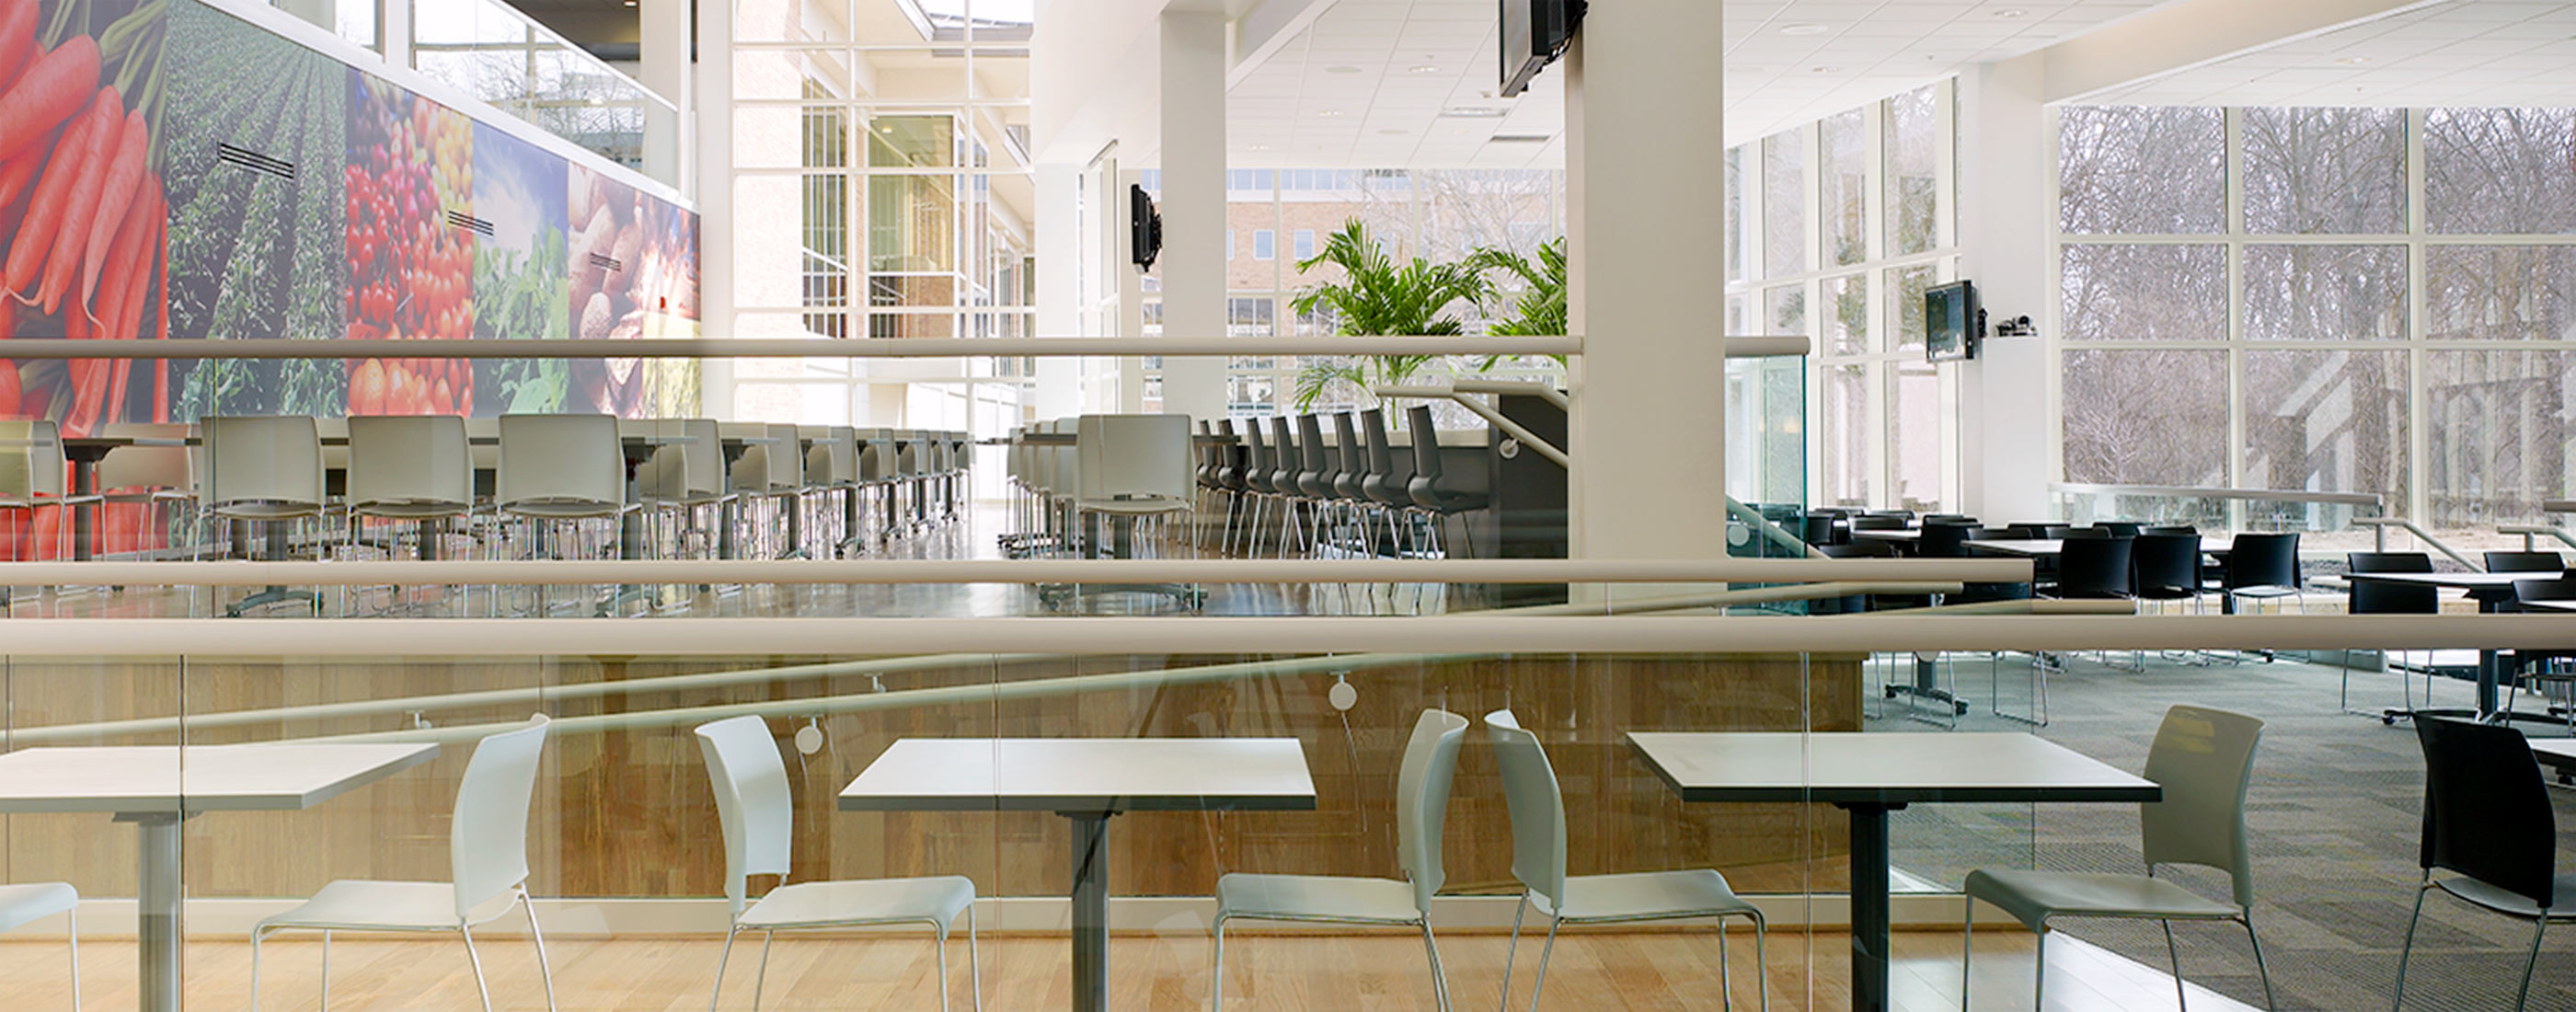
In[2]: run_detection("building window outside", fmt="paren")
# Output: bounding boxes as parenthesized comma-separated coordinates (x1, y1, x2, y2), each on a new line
(1254, 230, 1275, 260)
(1294, 228, 1316, 260)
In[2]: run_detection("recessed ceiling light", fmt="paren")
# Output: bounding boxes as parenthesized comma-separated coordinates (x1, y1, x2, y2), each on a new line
(1317, 109, 1344, 118)
(1439, 106, 1512, 118)
(1780, 23, 1828, 36)
(1409, 65, 1440, 74)
(1378, 129, 1409, 136)
(1994, 8, 2028, 17)
(1326, 65, 1363, 75)
(1247, 144, 1271, 151)
(1810, 65, 1841, 74)
(2336, 55, 2371, 65)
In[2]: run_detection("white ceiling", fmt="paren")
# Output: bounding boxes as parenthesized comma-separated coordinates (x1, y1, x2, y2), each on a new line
(1225, 0, 2174, 167)
(2086, 1, 2576, 106)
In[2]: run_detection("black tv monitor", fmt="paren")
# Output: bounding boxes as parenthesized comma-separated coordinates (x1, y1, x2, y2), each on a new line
(1129, 184, 1162, 270)
(1926, 280, 1980, 362)
(1501, 0, 1585, 98)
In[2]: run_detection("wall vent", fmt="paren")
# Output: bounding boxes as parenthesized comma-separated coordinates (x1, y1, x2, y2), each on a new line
(216, 144, 294, 180)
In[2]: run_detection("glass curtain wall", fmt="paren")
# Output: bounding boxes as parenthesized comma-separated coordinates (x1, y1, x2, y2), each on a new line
(1726, 81, 1961, 512)
(2054, 106, 2576, 546)
(729, 0, 1033, 435)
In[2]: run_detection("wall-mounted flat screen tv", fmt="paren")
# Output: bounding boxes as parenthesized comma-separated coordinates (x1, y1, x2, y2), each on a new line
(1926, 280, 1979, 362)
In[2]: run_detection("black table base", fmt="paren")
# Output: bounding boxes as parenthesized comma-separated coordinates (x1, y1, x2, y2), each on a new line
(1838, 800, 1905, 1012)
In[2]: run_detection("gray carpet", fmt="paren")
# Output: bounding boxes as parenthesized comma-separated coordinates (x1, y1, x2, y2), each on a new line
(1863, 651, 2576, 1011)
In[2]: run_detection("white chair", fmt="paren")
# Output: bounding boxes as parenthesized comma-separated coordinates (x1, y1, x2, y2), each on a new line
(0, 881, 80, 1008)
(497, 415, 632, 615)
(1075, 414, 1196, 558)
(1212, 709, 1468, 1011)
(97, 421, 197, 559)
(695, 715, 980, 1011)
(1485, 709, 1768, 1012)
(345, 415, 475, 558)
(252, 715, 557, 1012)
(727, 423, 806, 558)
(638, 419, 731, 560)
(801, 426, 859, 557)
(0, 420, 100, 566)
(202, 416, 327, 615)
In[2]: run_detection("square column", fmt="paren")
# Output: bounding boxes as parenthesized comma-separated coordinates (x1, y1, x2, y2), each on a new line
(1155, 11, 1230, 423)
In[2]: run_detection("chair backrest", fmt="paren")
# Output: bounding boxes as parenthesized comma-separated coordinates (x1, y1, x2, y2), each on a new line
(2347, 552, 2437, 615)
(2484, 550, 2566, 574)
(1406, 406, 1444, 482)
(2093, 521, 2143, 538)
(1297, 414, 1329, 481)
(451, 715, 552, 920)
(1922, 514, 1977, 526)
(695, 715, 796, 918)
(1332, 413, 1364, 492)
(804, 426, 856, 487)
(1799, 513, 1841, 547)
(1361, 408, 1397, 477)
(2145, 524, 2199, 535)
(0, 420, 68, 499)
(2415, 716, 2558, 908)
(1240, 417, 1271, 489)
(497, 413, 626, 514)
(1076, 413, 1193, 503)
(97, 422, 196, 495)
(2224, 532, 2300, 590)
(2513, 575, 2576, 606)
(347, 415, 473, 512)
(1852, 515, 1908, 531)
(2006, 523, 2070, 539)
(2056, 535, 2133, 598)
(1919, 523, 1975, 558)
(1393, 709, 1472, 914)
(1268, 415, 1298, 486)
(2138, 705, 2264, 909)
(1482, 709, 1568, 907)
(2133, 533, 2204, 595)
(203, 415, 326, 511)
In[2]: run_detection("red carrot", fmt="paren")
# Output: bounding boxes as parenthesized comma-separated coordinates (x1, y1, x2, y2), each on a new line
(105, 186, 150, 340)
(88, 169, 154, 330)
(115, 188, 158, 341)
(0, 36, 97, 167)
(80, 107, 146, 307)
(153, 238, 167, 420)
(0, 146, 40, 209)
(1, 100, 91, 298)
(0, 0, 36, 98)
(40, 87, 124, 315)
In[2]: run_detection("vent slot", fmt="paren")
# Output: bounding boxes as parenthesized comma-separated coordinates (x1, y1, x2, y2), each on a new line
(1488, 133, 1554, 144)
(216, 143, 295, 180)
(446, 210, 495, 237)
(587, 252, 625, 272)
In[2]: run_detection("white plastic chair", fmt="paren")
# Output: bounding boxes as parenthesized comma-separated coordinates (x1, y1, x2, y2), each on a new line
(346, 415, 475, 555)
(97, 421, 196, 558)
(695, 715, 980, 1012)
(203, 416, 327, 615)
(0, 881, 79, 1008)
(497, 415, 633, 615)
(0, 420, 100, 566)
(1485, 709, 1767, 1012)
(726, 423, 806, 558)
(251, 715, 557, 1012)
(638, 419, 731, 560)
(1212, 709, 1468, 1011)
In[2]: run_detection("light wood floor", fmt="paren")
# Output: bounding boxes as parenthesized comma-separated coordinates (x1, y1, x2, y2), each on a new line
(0, 928, 2260, 1011)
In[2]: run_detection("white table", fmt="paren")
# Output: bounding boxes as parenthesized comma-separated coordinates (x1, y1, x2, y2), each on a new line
(1627, 731, 2158, 1012)
(0, 742, 440, 1012)
(840, 738, 1315, 1012)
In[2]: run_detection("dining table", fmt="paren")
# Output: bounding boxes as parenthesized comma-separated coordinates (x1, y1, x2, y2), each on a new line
(1627, 730, 2159, 1012)
(840, 737, 1316, 1012)
(0, 742, 440, 1012)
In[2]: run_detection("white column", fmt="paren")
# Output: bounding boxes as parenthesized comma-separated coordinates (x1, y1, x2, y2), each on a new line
(380, 0, 409, 65)
(1957, 58, 2052, 522)
(1154, 11, 1229, 424)
(1034, 163, 1083, 420)
(639, 0, 688, 190)
(695, 0, 734, 415)
(1565, 1, 1728, 562)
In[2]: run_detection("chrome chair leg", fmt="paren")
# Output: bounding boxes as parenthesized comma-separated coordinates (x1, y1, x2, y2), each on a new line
(2394, 879, 2430, 1011)
(1419, 921, 1453, 1012)
(1209, 915, 1227, 1012)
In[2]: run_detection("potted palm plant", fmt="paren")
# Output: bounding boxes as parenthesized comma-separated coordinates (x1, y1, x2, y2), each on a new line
(1467, 236, 1568, 366)
(1289, 221, 1493, 410)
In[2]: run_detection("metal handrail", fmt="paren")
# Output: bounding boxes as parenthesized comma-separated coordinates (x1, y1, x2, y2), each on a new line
(1372, 384, 1569, 467)
(2050, 483, 2384, 509)
(2501, 524, 2576, 553)
(1729, 497, 1828, 559)
(0, 336, 1584, 360)
(2352, 518, 2480, 571)
(0, 557, 2033, 586)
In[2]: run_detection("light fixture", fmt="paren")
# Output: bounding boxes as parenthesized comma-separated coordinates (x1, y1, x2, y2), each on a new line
(1780, 22, 1827, 36)
(1409, 64, 1440, 74)
(1810, 65, 1841, 74)
(1326, 65, 1363, 75)
(1994, 8, 2028, 17)
(1438, 106, 1511, 118)
(2337, 55, 2371, 65)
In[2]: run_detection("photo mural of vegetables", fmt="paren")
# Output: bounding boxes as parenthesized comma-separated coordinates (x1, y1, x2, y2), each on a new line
(160, 0, 343, 418)
(0, 0, 168, 435)
(469, 121, 568, 414)
(569, 161, 699, 417)
(344, 68, 471, 415)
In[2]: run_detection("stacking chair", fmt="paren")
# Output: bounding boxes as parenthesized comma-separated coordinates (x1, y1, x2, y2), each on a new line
(1235, 419, 1275, 557)
(1213, 710, 1469, 1011)
(857, 429, 899, 550)
(2506, 576, 2576, 730)
(1267, 416, 1306, 557)
(2093, 521, 2144, 537)
(1211, 420, 1248, 553)
(497, 415, 634, 615)
(1997, 535, 2136, 722)
(2347, 552, 2441, 719)
(728, 423, 807, 558)
(1962, 705, 2274, 1012)
(0, 880, 78, 1008)
(252, 716, 556, 1012)
(2219, 532, 2303, 616)
(2005, 523, 2070, 539)
(1404, 406, 1489, 560)
(1358, 408, 1414, 558)
(636, 420, 730, 561)
(1073, 414, 1196, 558)
(695, 716, 979, 1012)
(2486, 550, 2567, 575)
(1486, 710, 1767, 1012)
(203, 415, 327, 616)
(2394, 717, 2576, 1011)
(97, 421, 198, 558)
(1324, 412, 1371, 559)
(345, 415, 475, 560)
(802, 426, 860, 558)
(0, 420, 99, 565)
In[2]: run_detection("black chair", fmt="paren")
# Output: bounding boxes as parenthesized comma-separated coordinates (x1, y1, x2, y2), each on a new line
(2486, 550, 2568, 574)
(2221, 532, 2303, 615)
(2394, 718, 2575, 1011)
(1269, 415, 1306, 555)
(2133, 533, 2205, 608)
(1955, 528, 2033, 604)
(2050, 536, 2133, 600)
(1237, 419, 1275, 555)
(1923, 513, 1976, 525)
(1403, 406, 1489, 558)
(1295, 414, 1332, 501)
(2005, 523, 2070, 539)
(2347, 552, 2440, 719)
(2145, 524, 2199, 535)
(1799, 513, 1845, 547)
(1357, 408, 1413, 558)
(1867, 509, 1914, 522)
(2064, 527, 2114, 539)
(1852, 514, 1908, 532)
(2092, 521, 2143, 538)
(1918, 523, 1978, 558)
(2506, 577, 2576, 730)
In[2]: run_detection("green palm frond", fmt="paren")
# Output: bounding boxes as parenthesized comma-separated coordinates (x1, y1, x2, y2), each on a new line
(1286, 221, 1494, 406)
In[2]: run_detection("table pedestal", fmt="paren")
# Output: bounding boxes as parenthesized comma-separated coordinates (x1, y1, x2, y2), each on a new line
(1837, 800, 1903, 1012)
(1064, 811, 1113, 1012)
(116, 811, 186, 1012)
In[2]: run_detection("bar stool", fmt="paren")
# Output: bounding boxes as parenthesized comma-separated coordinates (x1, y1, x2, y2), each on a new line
(97, 421, 198, 560)
(802, 426, 859, 558)
(728, 423, 806, 558)
(497, 414, 634, 616)
(345, 415, 477, 615)
(637, 419, 731, 562)
(1403, 406, 1488, 561)
(1267, 415, 1306, 557)
(202, 415, 327, 616)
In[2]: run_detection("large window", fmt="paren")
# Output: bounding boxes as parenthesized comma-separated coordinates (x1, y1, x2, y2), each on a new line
(1728, 81, 1959, 511)
(2055, 105, 2576, 536)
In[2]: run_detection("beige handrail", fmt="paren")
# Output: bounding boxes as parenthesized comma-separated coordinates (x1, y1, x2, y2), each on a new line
(1372, 384, 1569, 466)
(2352, 518, 2480, 570)
(2501, 524, 2576, 553)
(0, 336, 1582, 360)
(2050, 482, 2383, 510)
(0, 557, 2033, 586)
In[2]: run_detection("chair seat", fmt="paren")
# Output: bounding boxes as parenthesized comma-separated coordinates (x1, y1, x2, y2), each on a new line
(1533, 869, 1757, 924)
(2435, 873, 2576, 921)
(2227, 585, 2299, 599)
(353, 499, 473, 520)
(256, 880, 518, 933)
(1215, 873, 1421, 926)
(211, 500, 321, 521)
(1964, 869, 2238, 930)
(0, 882, 77, 934)
(1077, 497, 1190, 516)
(502, 498, 631, 520)
(738, 876, 975, 933)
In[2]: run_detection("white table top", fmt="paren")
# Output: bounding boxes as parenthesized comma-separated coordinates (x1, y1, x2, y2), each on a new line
(2345, 570, 2540, 591)
(1967, 536, 2228, 558)
(1627, 731, 2160, 805)
(1850, 529, 1921, 541)
(0, 742, 440, 815)
(838, 738, 1317, 813)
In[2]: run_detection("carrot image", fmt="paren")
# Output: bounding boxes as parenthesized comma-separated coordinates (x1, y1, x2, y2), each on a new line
(0, 147, 38, 209)
(91, 171, 155, 333)
(81, 107, 148, 307)
(0, 36, 98, 166)
(3, 101, 95, 297)
(0, 0, 36, 97)
(40, 87, 124, 315)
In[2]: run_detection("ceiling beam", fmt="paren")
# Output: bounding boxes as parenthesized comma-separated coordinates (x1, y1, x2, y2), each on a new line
(2038, 0, 2449, 104)
(1227, 0, 1338, 88)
